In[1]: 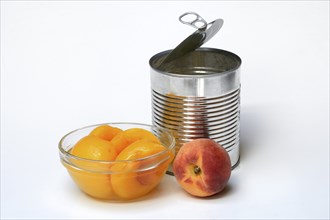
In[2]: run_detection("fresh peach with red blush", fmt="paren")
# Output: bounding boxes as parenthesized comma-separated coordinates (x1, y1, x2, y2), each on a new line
(173, 138, 231, 197)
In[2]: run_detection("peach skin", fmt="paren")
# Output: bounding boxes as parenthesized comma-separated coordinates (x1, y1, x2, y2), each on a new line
(172, 138, 231, 197)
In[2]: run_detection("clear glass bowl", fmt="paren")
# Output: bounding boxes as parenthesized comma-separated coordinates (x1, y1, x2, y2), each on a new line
(58, 123, 175, 201)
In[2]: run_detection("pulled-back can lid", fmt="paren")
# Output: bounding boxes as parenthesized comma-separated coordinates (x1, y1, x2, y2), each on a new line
(158, 12, 224, 70)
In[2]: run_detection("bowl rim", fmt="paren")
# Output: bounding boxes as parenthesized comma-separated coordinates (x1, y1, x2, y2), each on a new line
(58, 122, 176, 164)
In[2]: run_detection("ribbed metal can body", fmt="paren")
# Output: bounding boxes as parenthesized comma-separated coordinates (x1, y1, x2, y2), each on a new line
(150, 48, 241, 169)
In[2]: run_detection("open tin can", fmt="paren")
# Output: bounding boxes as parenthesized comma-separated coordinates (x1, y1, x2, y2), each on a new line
(150, 47, 241, 169)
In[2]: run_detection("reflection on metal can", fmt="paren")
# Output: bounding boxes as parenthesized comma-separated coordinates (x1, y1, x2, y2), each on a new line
(150, 48, 242, 169)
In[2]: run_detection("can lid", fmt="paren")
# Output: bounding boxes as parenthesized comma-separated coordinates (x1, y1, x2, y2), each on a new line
(158, 12, 224, 71)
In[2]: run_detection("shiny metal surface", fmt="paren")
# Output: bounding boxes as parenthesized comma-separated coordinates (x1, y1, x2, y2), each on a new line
(158, 12, 224, 70)
(150, 48, 241, 169)
(179, 12, 208, 30)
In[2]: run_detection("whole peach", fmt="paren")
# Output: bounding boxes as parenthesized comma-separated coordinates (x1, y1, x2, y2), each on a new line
(172, 138, 231, 197)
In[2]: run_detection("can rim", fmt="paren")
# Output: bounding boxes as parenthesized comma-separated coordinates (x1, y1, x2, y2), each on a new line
(149, 47, 242, 78)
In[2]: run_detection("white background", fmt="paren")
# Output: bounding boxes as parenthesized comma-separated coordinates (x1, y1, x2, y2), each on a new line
(1, 1, 329, 219)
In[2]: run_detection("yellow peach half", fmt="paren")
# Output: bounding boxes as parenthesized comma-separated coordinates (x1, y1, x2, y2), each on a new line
(111, 140, 174, 200)
(67, 135, 117, 199)
(110, 128, 161, 155)
(89, 125, 122, 141)
(65, 165, 115, 200)
(71, 135, 116, 161)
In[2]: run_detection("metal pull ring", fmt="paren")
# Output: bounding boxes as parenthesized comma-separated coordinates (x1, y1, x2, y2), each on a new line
(179, 12, 207, 30)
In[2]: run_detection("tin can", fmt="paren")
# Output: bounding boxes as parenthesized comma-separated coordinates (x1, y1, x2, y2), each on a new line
(150, 48, 241, 169)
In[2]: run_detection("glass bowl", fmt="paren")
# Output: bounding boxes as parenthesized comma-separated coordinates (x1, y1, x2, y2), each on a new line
(58, 122, 175, 201)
